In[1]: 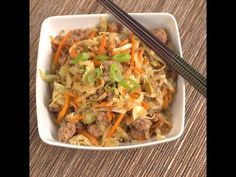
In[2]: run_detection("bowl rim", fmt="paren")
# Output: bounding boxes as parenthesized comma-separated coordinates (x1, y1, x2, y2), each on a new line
(36, 12, 185, 150)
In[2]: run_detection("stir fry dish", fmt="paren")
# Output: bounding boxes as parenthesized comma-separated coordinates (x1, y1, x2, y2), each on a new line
(40, 17, 178, 146)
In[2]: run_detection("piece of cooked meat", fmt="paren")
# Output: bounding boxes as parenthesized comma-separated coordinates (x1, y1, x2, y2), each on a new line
(129, 118, 152, 140)
(102, 61, 114, 82)
(153, 28, 168, 44)
(165, 64, 178, 80)
(58, 122, 76, 142)
(96, 111, 110, 125)
(160, 120, 173, 135)
(152, 112, 165, 123)
(72, 28, 93, 41)
(150, 113, 173, 135)
(108, 22, 122, 33)
(87, 124, 101, 138)
(75, 121, 85, 133)
(131, 118, 152, 131)
(130, 129, 145, 140)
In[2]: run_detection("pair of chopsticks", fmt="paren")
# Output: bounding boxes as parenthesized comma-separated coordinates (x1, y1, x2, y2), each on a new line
(97, 0, 206, 98)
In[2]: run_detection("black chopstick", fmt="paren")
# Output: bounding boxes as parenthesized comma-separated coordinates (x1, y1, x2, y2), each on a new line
(97, 0, 206, 98)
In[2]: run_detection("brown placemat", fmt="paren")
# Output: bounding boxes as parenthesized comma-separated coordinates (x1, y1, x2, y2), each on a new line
(30, 0, 206, 176)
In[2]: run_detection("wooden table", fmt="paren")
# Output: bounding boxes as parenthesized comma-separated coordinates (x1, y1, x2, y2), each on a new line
(30, 0, 206, 176)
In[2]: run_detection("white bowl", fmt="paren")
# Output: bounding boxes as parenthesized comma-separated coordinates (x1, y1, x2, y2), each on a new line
(36, 13, 185, 150)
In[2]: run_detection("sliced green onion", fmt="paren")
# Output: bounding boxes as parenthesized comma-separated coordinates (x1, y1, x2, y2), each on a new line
(112, 53, 131, 62)
(120, 79, 129, 89)
(120, 78, 140, 92)
(87, 68, 103, 84)
(96, 54, 110, 61)
(71, 52, 90, 64)
(127, 78, 140, 92)
(109, 63, 123, 82)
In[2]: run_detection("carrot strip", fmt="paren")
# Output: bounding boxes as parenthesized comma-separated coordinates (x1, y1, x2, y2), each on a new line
(141, 101, 149, 110)
(68, 92, 77, 98)
(130, 92, 139, 99)
(88, 30, 97, 39)
(138, 48, 144, 61)
(163, 95, 169, 109)
(119, 39, 129, 47)
(107, 110, 113, 122)
(133, 67, 144, 74)
(98, 34, 106, 54)
(53, 31, 72, 65)
(70, 47, 78, 58)
(106, 113, 125, 138)
(124, 66, 134, 78)
(130, 35, 135, 67)
(94, 101, 113, 108)
(78, 130, 99, 145)
(56, 92, 71, 123)
(142, 59, 148, 65)
(92, 59, 101, 67)
(137, 134, 146, 141)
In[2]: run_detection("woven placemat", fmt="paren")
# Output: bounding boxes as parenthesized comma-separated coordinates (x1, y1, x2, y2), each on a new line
(30, 0, 206, 176)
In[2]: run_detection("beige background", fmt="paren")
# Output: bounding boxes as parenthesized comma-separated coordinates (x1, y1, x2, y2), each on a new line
(30, 0, 206, 176)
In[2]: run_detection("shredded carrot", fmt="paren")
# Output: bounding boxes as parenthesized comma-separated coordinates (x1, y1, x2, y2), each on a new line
(107, 110, 113, 122)
(92, 59, 101, 67)
(130, 92, 139, 99)
(163, 95, 169, 109)
(56, 92, 71, 123)
(138, 48, 144, 62)
(141, 101, 149, 110)
(98, 34, 106, 54)
(94, 101, 113, 108)
(70, 47, 78, 58)
(53, 31, 72, 66)
(124, 66, 134, 78)
(68, 114, 84, 123)
(88, 30, 97, 39)
(143, 58, 149, 65)
(137, 134, 146, 141)
(78, 130, 99, 145)
(133, 67, 144, 74)
(106, 113, 125, 138)
(68, 92, 77, 98)
(119, 39, 129, 47)
(121, 88, 126, 96)
(130, 35, 135, 67)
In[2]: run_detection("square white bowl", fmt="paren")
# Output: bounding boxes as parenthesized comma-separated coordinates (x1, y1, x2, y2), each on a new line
(36, 13, 185, 150)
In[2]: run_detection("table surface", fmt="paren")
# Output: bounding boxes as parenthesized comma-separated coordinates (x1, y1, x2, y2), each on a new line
(30, 0, 206, 176)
